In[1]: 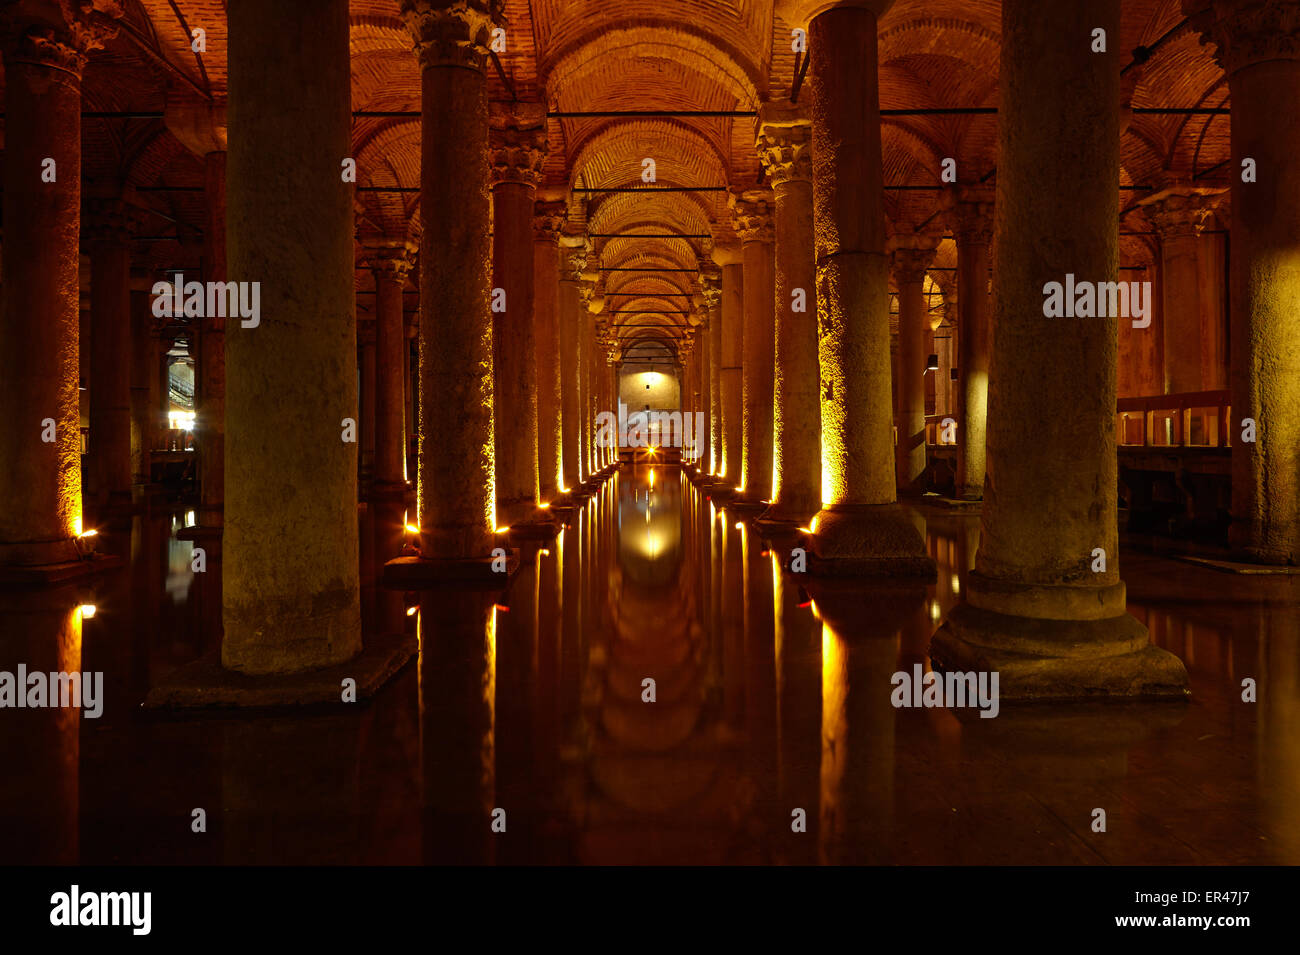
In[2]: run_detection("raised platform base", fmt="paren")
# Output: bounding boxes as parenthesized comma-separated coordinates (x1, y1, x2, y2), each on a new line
(382, 551, 519, 588)
(807, 503, 936, 578)
(921, 493, 984, 511)
(506, 517, 561, 541)
(142, 626, 416, 712)
(0, 553, 123, 586)
(930, 602, 1189, 703)
(725, 498, 769, 517)
(1176, 555, 1300, 575)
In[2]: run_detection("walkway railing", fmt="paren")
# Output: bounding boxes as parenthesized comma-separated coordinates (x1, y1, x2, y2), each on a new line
(924, 389, 1233, 449)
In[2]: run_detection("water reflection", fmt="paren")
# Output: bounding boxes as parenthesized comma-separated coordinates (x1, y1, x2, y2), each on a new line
(0, 469, 1297, 864)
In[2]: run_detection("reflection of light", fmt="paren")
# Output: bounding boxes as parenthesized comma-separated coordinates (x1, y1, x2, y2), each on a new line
(539, 548, 550, 556)
(538, 502, 551, 510)
(406, 606, 417, 617)
(79, 604, 96, 619)
(951, 574, 960, 594)
(930, 600, 942, 621)
(648, 468, 655, 488)
(560, 485, 571, 494)
(734, 521, 744, 530)
(405, 523, 421, 534)
(810, 514, 820, 534)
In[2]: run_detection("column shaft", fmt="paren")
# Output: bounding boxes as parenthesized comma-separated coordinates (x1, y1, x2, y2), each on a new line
(374, 258, 410, 489)
(198, 151, 226, 526)
(558, 244, 586, 490)
(949, 195, 993, 500)
(223, 0, 359, 672)
(534, 203, 565, 500)
(719, 259, 744, 484)
(735, 190, 775, 502)
(86, 204, 133, 511)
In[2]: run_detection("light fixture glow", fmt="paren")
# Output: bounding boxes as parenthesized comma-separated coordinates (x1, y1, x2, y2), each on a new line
(405, 523, 421, 534)
(406, 606, 418, 617)
(78, 528, 98, 538)
(79, 604, 96, 619)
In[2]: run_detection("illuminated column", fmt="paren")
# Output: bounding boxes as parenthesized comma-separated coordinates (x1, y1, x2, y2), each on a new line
(358, 319, 376, 491)
(759, 102, 820, 526)
(889, 237, 938, 496)
(361, 239, 415, 495)
(401, 0, 499, 564)
(1190, 0, 1300, 562)
(701, 266, 723, 475)
(490, 103, 546, 527)
(931, 0, 1187, 699)
(577, 281, 596, 483)
(732, 188, 776, 505)
(946, 187, 994, 500)
(534, 198, 566, 501)
(1139, 187, 1222, 394)
(805, 0, 932, 574)
(0, 2, 118, 568)
(558, 240, 587, 492)
(224, 0, 360, 671)
(695, 309, 712, 470)
(715, 243, 744, 486)
(85, 192, 134, 514)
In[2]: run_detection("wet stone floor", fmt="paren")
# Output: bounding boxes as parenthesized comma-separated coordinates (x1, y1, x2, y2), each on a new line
(1, 464, 1297, 865)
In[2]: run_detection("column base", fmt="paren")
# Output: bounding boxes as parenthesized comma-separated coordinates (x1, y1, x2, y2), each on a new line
(143, 625, 415, 711)
(755, 498, 819, 531)
(929, 602, 1189, 702)
(505, 512, 561, 541)
(807, 503, 936, 578)
(382, 551, 519, 588)
(727, 496, 769, 517)
(177, 523, 223, 543)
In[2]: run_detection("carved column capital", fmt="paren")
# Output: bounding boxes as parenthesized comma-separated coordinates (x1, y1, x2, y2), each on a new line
(729, 187, 776, 244)
(1139, 187, 1224, 240)
(887, 235, 940, 285)
(399, 0, 503, 73)
(489, 102, 547, 189)
(359, 237, 418, 278)
(757, 100, 812, 186)
(1185, 0, 1300, 76)
(1, 0, 123, 75)
(941, 185, 995, 246)
(533, 199, 567, 243)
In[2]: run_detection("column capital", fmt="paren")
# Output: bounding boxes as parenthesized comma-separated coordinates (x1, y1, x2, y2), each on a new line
(756, 100, 812, 187)
(940, 184, 995, 246)
(729, 187, 775, 244)
(1185, 0, 1300, 76)
(561, 241, 590, 281)
(0, 0, 122, 75)
(488, 107, 547, 189)
(887, 234, 940, 285)
(83, 192, 135, 246)
(358, 237, 417, 277)
(533, 199, 567, 243)
(1138, 186, 1225, 239)
(700, 267, 723, 311)
(399, 0, 503, 73)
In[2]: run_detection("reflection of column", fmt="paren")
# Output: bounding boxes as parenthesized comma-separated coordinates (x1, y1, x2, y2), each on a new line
(490, 103, 546, 526)
(1141, 188, 1221, 395)
(772, 558, 820, 864)
(806, 1, 932, 574)
(224, 0, 359, 672)
(733, 188, 776, 503)
(534, 199, 566, 501)
(558, 241, 587, 492)
(946, 187, 994, 500)
(716, 244, 744, 485)
(86, 192, 134, 512)
(0, 2, 118, 565)
(404, 0, 498, 560)
(1190, 2, 1300, 562)
(888, 238, 938, 496)
(932, 0, 1187, 700)
(760, 104, 820, 525)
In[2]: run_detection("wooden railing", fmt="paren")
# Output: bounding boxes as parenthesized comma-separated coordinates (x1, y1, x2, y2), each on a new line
(924, 390, 1232, 449)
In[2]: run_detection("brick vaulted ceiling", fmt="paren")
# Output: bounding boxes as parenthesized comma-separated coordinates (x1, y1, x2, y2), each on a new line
(0, 0, 1233, 355)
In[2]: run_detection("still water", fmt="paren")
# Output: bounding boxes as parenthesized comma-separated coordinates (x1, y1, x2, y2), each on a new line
(1, 463, 1296, 864)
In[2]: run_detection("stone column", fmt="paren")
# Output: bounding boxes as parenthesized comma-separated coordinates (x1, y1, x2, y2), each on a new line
(758, 103, 820, 525)
(715, 244, 744, 486)
(558, 241, 587, 492)
(129, 269, 156, 487)
(489, 103, 546, 527)
(805, 0, 932, 574)
(931, 0, 1187, 699)
(945, 187, 994, 500)
(197, 151, 227, 528)
(361, 239, 415, 495)
(223, 0, 359, 672)
(358, 319, 376, 490)
(0, 2, 119, 568)
(888, 237, 938, 496)
(1140, 187, 1223, 395)
(1188, 0, 1300, 562)
(695, 306, 713, 471)
(401, 0, 500, 566)
(732, 188, 776, 505)
(534, 198, 566, 502)
(85, 192, 134, 514)
(577, 281, 596, 483)
(700, 267, 723, 476)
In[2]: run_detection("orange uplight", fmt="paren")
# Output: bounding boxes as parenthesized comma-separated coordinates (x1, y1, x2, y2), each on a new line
(405, 524, 421, 534)
(78, 528, 98, 538)
(539, 502, 551, 509)
(406, 606, 418, 617)
(495, 526, 509, 534)
(79, 604, 96, 619)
